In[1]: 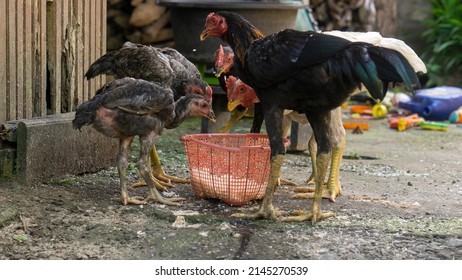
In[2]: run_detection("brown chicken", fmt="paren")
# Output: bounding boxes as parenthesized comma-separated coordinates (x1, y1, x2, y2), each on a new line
(85, 42, 213, 189)
(73, 77, 215, 206)
(201, 11, 425, 223)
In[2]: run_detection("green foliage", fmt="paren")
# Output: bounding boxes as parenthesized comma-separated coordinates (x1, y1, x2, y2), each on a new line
(422, 0, 462, 85)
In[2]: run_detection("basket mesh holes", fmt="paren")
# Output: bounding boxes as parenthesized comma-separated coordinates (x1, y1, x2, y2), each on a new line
(184, 134, 272, 206)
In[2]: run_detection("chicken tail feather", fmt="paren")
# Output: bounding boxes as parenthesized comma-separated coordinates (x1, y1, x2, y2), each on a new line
(342, 45, 384, 101)
(84, 52, 116, 80)
(72, 102, 97, 130)
(370, 47, 420, 93)
(72, 88, 105, 130)
(353, 57, 383, 101)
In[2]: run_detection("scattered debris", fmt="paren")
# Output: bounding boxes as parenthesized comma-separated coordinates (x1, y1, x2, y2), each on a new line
(136, 230, 146, 238)
(348, 195, 421, 209)
(172, 210, 200, 216)
(19, 212, 38, 233)
(13, 234, 28, 243)
(343, 122, 369, 130)
(171, 216, 201, 229)
(420, 121, 448, 131)
(352, 126, 364, 134)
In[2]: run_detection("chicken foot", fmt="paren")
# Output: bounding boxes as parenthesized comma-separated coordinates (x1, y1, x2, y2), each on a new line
(138, 135, 185, 206)
(130, 144, 190, 190)
(281, 152, 334, 224)
(277, 177, 298, 187)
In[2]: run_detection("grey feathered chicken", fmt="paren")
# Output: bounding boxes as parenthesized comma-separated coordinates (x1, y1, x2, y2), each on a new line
(85, 42, 213, 188)
(73, 77, 215, 206)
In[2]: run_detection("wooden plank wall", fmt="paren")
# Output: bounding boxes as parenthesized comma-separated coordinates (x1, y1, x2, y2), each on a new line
(0, 0, 106, 123)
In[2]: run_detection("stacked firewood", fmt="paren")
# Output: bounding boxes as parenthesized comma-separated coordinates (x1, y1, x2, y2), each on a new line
(107, 0, 174, 50)
(310, 0, 377, 32)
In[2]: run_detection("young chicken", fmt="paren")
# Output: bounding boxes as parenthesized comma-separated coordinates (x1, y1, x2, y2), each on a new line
(73, 77, 215, 206)
(85, 42, 213, 189)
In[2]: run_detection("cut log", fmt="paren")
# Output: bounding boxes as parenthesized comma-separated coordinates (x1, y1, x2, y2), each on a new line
(141, 10, 171, 42)
(129, 3, 166, 27)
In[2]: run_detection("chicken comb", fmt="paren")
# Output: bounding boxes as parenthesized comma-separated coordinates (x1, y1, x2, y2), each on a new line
(214, 44, 225, 68)
(225, 75, 238, 93)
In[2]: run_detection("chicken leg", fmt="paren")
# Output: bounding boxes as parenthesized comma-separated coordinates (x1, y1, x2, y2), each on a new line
(232, 154, 287, 220)
(137, 133, 185, 206)
(293, 135, 345, 201)
(221, 108, 297, 187)
(281, 152, 335, 223)
(119, 137, 147, 205)
(293, 108, 345, 201)
(130, 144, 190, 190)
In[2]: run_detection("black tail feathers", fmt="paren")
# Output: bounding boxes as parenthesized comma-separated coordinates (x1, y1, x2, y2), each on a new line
(338, 44, 421, 101)
(72, 95, 103, 130)
(368, 47, 421, 93)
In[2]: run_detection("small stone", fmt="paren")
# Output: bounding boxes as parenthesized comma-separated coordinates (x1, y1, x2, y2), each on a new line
(446, 238, 462, 248)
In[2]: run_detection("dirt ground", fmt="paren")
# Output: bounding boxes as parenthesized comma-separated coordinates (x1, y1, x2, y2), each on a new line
(0, 115, 461, 260)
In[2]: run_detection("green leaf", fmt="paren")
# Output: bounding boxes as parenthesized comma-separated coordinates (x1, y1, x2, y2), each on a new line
(13, 234, 28, 243)
(434, 40, 457, 52)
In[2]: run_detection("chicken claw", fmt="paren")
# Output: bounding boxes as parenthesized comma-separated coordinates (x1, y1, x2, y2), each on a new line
(280, 209, 334, 224)
(277, 177, 298, 187)
(144, 194, 185, 207)
(130, 146, 190, 189)
(120, 192, 147, 205)
(131, 177, 175, 191)
(292, 185, 340, 202)
(231, 203, 286, 221)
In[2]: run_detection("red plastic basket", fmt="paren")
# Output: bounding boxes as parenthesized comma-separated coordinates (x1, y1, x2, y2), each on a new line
(181, 133, 289, 206)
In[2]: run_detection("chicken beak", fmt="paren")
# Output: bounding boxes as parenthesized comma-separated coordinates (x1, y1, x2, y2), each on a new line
(214, 67, 226, 78)
(200, 30, 209, 41)
(227, 99, 242, 112)
(205, 110, 216, 123)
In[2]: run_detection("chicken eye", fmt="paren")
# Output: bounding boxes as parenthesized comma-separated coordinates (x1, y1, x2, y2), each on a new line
(211, 18, 217, 25)
(239, 87, 245, 93)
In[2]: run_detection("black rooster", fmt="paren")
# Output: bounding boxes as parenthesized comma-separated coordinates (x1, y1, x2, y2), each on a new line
(215, 45, 346, 193)
(201, 11, 425, 223)
(73, 77, 215, 206)
(85, 42, 213, 189)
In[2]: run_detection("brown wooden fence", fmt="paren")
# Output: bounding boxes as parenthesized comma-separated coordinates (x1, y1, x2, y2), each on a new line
(0, 0, 106, 123)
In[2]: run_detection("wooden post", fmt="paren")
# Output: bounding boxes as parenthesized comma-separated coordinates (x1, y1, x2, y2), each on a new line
(0, 0, 106, 123)
(0, 0, 7, 122)
(374, 0, 397, 37)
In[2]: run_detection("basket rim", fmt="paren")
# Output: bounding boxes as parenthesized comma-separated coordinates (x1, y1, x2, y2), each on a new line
(181, 133, 271, 152)
(180, 133, 290, 152)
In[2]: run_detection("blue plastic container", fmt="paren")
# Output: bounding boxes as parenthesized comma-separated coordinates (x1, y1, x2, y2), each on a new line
(398, 86, 462, 121)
